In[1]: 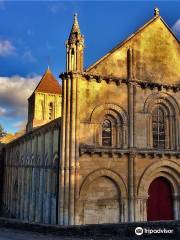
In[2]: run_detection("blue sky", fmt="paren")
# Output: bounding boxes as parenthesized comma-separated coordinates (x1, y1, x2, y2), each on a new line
(0, 0, 180, 133)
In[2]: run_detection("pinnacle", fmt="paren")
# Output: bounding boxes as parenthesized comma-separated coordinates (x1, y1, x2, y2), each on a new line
(69, 13, 81, 39)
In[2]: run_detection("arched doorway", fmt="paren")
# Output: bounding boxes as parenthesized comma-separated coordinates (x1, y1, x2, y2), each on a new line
(147, 177, 174, 221)
(83, 176, 120, 224)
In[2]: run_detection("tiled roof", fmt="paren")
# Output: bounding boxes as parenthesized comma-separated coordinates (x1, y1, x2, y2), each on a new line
(34, 68, 62, 95)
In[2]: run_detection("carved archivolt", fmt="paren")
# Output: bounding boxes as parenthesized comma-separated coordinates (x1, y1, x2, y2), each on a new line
(143, 92, 180, 149)
(79, 168, 127, 199)
(137, 160, 180, 197)
(144, 92, 180, 115)
(90, 103, 128, 125)
(90, 103, 128, 147)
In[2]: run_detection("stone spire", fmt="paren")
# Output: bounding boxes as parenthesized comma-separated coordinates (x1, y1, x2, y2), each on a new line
(66, 13, 84, 72)
(69, 13, 81, 38)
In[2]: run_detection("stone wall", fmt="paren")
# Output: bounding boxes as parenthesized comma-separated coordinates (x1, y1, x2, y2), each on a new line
(87, 17, 180, 85)
(0, 144, 5, 210)
(1, 118, 61, 224)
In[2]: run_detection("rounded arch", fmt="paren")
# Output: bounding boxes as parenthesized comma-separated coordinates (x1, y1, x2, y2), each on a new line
(137, 160, 180, 197)
(90, 103, 128, 125)
(144, 92, 180, 116)
(80, 168, 127, 199)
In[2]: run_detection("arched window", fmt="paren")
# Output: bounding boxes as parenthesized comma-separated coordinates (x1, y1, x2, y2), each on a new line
(102, 119, 112, 146)
(152, 106, 165, 149)
(49, 102, 54, 120)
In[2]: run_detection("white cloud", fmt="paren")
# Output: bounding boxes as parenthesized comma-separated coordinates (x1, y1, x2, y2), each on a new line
(172, 19, 180, 36)
(0, 75, 41, 119)
(0, 0, 5, 10)
(49, 2, 67, 14)
(0, 40, 15, 56)
(22, 50, 36, 63)
(0, 107, 6, 116)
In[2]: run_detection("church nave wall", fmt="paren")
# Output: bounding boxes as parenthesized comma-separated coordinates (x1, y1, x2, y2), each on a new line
(2, 119, 60, 224)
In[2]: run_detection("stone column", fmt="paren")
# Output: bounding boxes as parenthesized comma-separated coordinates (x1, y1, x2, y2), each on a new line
(127, 48, 135, 148)
(120, 198, 128, 222)
(59, 75, 66, 225)
(135, 196, 148, 221)
(59, 73, 72, 225)
(169, 116, 173, 149)
(59, 72, 80, 225)
(127, 48, 135, 222)
(146, 114, 152, 148)
(128, 83, 134, 149)
(175, 116, 179, 150)
(122, 124, 128, 148)
(128, 153, 135, 222)
(173, 194, 180, 220)
(69, 73, 77, 225)
(64, 75, 71, 225)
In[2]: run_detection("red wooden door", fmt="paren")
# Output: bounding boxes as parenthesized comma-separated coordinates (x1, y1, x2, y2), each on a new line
(147, 177, 174, 221)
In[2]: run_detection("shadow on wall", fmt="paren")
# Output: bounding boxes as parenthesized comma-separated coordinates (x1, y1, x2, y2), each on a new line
(0, 144, 5, 214)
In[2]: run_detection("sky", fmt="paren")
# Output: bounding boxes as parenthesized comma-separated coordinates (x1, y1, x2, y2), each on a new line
(0, 0, 180, 133)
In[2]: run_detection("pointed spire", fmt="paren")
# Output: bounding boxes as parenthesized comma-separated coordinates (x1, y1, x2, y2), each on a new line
(66, 13, 84, 72)
(69, 13, 81, 39)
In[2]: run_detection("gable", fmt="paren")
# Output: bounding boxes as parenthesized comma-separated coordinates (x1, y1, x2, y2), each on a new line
(86, 17, 180, 85)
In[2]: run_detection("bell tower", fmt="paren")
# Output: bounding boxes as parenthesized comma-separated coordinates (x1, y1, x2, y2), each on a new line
(66, 13, 84, 72)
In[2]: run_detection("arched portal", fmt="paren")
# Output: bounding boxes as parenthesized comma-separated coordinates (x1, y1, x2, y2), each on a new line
(147, 177, 174, 221)
(83, 176, 120, 224)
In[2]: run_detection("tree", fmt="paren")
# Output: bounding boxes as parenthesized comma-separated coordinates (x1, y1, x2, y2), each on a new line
(0, 124, 7, 138)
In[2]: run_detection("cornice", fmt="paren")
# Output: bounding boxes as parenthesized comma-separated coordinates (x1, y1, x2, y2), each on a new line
(81, 73, 180, 92)
(5, 118, 61, 148)
(79, 144, 180, 158)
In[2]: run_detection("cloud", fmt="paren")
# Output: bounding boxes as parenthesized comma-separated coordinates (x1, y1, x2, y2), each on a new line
(0, 75, 41, 120)
(22, 50, 36, 63)
(0, 107, 6, 116)
(13, 120, 26, 131)
(172, 19, 180, 36)
(0, 0, 5, 10)
(0, 40, 16, 56)
(49, 2, 67, 14)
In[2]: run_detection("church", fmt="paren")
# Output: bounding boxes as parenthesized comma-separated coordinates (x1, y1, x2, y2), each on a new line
(0, 8, 180, 225)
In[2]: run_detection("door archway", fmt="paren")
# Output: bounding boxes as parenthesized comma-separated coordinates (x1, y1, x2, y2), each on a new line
(83, 176, 120, 224)
(147, 177, 174, 221)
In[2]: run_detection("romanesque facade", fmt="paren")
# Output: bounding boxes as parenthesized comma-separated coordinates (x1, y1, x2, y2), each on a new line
(0, 9, 180, 225)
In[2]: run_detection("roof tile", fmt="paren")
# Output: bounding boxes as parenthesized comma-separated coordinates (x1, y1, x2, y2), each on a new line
(34, 69, 62, 95)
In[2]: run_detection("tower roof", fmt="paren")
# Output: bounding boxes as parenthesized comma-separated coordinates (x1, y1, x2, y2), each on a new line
(32, 68, 62, 96)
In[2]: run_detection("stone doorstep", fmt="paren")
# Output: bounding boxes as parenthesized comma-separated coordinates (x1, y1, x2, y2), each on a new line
(0, 218, 179, 239)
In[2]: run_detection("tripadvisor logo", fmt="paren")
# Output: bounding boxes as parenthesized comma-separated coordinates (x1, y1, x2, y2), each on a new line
(135, 227, 143, 236)
(134, 226, 174, 236)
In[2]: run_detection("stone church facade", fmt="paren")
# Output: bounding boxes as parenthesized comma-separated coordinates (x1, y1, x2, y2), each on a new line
(0, 9, 180, 225)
